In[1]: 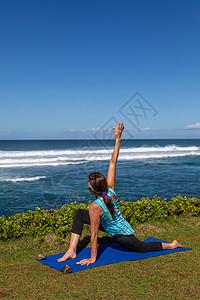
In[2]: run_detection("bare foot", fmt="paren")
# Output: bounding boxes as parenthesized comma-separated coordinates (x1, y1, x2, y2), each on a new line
(162, 240, 183, 250)
(171, 240, 183, 249)
(57, 249, 77, 262)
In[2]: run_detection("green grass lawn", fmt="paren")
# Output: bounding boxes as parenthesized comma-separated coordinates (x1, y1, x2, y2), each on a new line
(0, 216, 199, 299)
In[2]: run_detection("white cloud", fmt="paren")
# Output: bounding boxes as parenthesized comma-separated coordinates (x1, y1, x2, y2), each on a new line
(0, 130, 14, 135)
(64, 128, 78, 132)
(88, 127, 101, 132)
(63, 127, 101, 133)
(140, 127, 156, 132)
(184, 122, 200, 130)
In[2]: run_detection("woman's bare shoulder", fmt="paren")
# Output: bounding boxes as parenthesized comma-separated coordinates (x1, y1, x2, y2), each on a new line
(89, 202, 104, 216)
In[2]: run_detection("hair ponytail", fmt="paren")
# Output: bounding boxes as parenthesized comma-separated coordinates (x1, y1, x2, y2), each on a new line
(88, 172, 115, 215)
(103, 194, 115, 214)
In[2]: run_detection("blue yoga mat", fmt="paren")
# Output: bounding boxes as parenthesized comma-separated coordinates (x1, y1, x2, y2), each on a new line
(37, 237, 191, 274)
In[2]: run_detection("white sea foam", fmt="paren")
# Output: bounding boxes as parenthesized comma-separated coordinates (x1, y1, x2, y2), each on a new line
(119, 151, 199, 160)
(1, 176, 46, 182)
(120, 145, 199, 153)
(0, 161, 87, 168)
(0, 145, 199, 168)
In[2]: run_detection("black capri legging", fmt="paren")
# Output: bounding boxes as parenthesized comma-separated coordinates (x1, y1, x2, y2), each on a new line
(72, 209, 162, 253)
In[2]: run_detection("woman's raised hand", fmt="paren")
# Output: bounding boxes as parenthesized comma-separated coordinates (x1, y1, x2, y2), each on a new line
(113, 122, 124, 140)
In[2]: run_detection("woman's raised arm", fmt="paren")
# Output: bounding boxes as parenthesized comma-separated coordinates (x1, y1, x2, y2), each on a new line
(107, 122, 124, 190)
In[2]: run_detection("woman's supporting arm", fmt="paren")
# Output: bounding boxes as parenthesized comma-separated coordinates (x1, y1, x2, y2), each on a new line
(76, 204, 102, 266)
(107, 122, 124, 190)
(89, 204, 101, 263)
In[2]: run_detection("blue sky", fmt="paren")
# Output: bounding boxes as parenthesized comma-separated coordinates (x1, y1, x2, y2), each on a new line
(0, 0, 200, 139)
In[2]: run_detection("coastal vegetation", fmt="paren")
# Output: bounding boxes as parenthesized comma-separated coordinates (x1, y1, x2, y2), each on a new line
(0, 195, 199, 241)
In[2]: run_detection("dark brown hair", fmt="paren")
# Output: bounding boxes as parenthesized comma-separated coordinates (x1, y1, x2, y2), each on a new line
(88, 172, 115, 214)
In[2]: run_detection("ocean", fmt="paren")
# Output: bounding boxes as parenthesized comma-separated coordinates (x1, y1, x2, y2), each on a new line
(0, 139, 200, 217)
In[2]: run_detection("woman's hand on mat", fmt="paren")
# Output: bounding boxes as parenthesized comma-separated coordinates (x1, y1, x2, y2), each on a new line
(76, 257, 96, 266)
(113, 122, 124, 140)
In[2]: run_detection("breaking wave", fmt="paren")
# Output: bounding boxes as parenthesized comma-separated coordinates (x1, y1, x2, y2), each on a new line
(0, 145, 199, 168)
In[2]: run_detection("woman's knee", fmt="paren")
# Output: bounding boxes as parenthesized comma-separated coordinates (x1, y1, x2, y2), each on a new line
(73, 209, 90, 224)
(74, 209, 83, 219)
(134, 242, 161, 253)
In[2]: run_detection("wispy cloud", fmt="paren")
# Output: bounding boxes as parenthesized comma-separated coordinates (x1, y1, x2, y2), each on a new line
(64, 128, 78, 132)
(183, 122, 200, 130)
(64, 127, 101, 133)
(140, 127, 156, 132)
(0, 130, 14, 135)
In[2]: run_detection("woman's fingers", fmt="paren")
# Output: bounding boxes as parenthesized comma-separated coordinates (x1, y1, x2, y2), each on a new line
(113, 122, 124, 132)
(76, 258, 90, 266)
(113, 122, 124, 138)
(120, 122, 124, 129)
(117, 122, 124, 133)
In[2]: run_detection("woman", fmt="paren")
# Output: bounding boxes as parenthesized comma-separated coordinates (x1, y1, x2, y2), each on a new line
(58, 122, 183, 266)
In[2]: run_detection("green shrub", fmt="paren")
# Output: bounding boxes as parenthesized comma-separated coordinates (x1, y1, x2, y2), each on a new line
(118, 195, 176, 224)
(169, 195, 200, 216)
(0, 195, 199, 241)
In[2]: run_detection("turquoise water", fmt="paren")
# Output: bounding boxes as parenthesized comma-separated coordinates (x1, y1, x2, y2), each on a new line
(0, 139, 200, 217)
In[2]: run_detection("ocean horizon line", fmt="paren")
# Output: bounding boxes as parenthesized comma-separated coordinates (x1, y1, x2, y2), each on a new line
(0, 138, 200, 142)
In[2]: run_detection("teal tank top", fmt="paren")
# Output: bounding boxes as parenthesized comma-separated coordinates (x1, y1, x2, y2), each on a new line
(93, 188, 135, 236)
